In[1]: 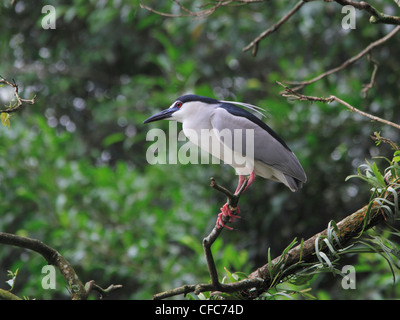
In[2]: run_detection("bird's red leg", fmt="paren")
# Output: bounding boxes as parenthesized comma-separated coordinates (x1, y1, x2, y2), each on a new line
(234, 175, 246, 194)
(228, 175, 245, 219)
(215, 172, 256, 229)
(244, 170, 256, 192)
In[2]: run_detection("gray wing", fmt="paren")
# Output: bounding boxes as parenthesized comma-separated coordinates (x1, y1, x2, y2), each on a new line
(210, 108, 307, 187)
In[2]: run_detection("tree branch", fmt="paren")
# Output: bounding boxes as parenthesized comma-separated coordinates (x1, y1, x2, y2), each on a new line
(0, 77, 37, 114)
(277, 81, 400, 130)
(285, 25, 400, 90)
(243, 0, 306, 56)
(0, 232, 122, 300)
(0, 288, 23, 300)
(249, 197, 389, 281)
(154, 177, 256, 299)
(140, 0, 267, 19)
(370, 131, 400, 151)
(203, 177, 248, 288)
(333, 0, 400, 25)
(84, 280, 123, 299)
(154, 170, 398, 299)
(154, 184, 395, 299)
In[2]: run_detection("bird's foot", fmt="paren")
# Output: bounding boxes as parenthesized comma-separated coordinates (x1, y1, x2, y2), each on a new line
(216, 203, 240, 230)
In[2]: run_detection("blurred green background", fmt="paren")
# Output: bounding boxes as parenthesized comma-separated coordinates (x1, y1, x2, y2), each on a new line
(0, 0, 399, 299)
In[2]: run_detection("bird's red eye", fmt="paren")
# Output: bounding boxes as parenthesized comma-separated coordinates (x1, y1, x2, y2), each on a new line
(176, 102, 182, 108)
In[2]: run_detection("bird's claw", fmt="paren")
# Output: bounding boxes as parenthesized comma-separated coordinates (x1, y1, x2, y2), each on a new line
(216, 203, 240, 230)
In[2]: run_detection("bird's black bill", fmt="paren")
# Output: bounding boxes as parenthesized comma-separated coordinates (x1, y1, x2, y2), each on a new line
(143, 108, 175, 124)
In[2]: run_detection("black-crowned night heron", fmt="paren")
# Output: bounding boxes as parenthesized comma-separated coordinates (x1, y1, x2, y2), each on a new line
(143, 94, 306, 229)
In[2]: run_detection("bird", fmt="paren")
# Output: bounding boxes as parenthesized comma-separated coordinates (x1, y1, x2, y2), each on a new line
(143, 94, 306, 229)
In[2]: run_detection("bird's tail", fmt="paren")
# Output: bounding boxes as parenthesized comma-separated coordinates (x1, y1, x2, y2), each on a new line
(284, 174, 305, 192)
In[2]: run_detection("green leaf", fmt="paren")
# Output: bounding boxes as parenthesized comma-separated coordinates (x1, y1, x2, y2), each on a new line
(223, 267, 235, 283)
(1, 112, 10, 128)
(372, 162, 385, 187)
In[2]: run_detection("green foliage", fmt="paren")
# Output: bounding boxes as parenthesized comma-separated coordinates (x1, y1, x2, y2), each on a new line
(346, 151, 400, 225)
(0, 0, 399, 299)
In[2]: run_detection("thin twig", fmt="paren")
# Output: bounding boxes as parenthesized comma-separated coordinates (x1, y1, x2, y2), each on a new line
(140, 0, 228, 18)
(140, 0, 268, 18)
(243, 0, 306, 56)
(370, 131, 400, 151)
(84, 280, 123, 299)
(141, 0, 400, 56)
(285, 26, 400, 90)
(0, 77, 37, 113)
(361, 55, 379, 98)
(277, 81, 400, 130)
